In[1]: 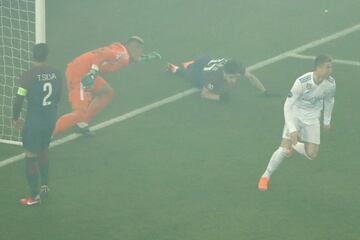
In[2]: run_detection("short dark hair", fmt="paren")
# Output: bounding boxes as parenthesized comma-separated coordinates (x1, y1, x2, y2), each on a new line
(314, 54, 332, 69)
(33, 43, 48, 62)
(223, 59, 244, 74)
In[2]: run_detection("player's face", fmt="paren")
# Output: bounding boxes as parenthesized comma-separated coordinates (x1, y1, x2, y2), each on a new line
(128, 42, 144, 62)
(318, 61, 333, 80)
(223, 73, 240, 86)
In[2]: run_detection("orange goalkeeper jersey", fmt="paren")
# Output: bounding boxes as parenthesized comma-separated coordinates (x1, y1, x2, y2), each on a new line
(69, 42, 129, 74)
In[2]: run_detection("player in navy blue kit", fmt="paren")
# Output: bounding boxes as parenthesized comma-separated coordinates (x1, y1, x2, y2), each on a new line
(167, 56, 277, 102)
(13, 43, 62, 206)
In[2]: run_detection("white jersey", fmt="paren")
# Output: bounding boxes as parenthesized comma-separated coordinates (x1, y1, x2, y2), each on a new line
(284, 72, 336, 132)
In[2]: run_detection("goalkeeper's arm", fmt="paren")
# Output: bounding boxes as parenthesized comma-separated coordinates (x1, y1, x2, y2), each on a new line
(81, 64, 99, 88)
(140, 51, 161, 62)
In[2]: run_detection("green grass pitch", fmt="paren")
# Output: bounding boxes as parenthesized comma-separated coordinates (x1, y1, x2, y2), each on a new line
(1, 1, 360, 239)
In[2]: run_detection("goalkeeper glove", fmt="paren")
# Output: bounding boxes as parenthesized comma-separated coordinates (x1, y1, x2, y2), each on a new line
(81, 64, 99, 88)
(140, 51, 162, 62)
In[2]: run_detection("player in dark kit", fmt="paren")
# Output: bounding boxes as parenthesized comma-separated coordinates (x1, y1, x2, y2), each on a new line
(13, 43, 62, 206)
(167, 56, 277, 102)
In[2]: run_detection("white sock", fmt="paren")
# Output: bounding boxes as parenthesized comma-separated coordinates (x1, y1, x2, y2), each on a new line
(293, 142, 312, 160)
(262, 147, 289, 179)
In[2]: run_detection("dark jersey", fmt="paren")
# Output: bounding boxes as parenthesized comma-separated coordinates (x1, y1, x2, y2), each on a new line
(202, 59, 228, 94)
(16, 64, 62, 125)
(188, 57, 245, 94)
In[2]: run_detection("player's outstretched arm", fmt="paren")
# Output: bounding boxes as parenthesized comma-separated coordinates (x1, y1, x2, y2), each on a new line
(244, 70, 281, 97)
(201, 87, 220, 100)
(140, 51, 161, 62)
(200, 87, 229, 103)
(243, 70, 266, 93)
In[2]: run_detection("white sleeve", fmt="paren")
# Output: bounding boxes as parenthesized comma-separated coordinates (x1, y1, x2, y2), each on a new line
(323, 82, 336, 125)
(284, 80, 302, 132)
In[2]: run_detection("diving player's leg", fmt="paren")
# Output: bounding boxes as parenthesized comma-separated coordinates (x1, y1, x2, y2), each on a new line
(167, 62, 192, 76)
(187, 56, 212, 88)
(167, 58, 200, 76)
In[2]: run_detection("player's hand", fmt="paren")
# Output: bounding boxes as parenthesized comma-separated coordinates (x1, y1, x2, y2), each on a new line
(262, 90, 281, 98)
(219, 92, 230, 103)
(12, 120, 21, 131)
(289, 131, 298, 145)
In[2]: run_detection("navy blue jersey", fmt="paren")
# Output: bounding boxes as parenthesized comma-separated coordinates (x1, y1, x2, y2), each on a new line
(18, 64, 62, 124)
(188, 57, 245, 93)
(12, 63, 62, 153)
(202, 58, 229, 94)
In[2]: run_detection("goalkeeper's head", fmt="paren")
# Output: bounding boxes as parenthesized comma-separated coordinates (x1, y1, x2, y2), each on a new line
(33, 43, 48, 62)
(125, 36, 144, 63)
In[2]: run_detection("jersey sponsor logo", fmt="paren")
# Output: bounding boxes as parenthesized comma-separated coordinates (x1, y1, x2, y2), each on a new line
(203, 58, 227, 72)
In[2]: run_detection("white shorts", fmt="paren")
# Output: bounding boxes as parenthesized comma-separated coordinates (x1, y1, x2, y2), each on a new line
(282, 119, 320, 144)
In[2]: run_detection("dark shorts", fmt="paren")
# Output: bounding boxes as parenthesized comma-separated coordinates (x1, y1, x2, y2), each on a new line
(186, 56, 211, 88)
(22, 118, 56, 154)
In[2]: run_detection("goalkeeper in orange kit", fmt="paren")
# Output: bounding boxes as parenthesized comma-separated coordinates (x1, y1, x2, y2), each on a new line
(53, 36, 160, 136)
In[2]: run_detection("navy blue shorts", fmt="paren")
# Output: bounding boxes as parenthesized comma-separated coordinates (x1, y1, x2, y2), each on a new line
(186, 56, 211, 88)
(22, 119, 55, 154)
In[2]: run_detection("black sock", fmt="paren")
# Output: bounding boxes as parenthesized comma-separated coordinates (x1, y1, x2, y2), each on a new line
(25, 157, 39, 198)
(38, 153, 49, 186)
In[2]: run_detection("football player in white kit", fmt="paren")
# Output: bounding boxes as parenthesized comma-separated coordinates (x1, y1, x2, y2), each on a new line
(258, 55, 336, 191)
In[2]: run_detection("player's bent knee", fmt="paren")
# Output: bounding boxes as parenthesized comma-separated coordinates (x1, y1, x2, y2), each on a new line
(72, 109, 87, 122)
(107, 87, 115, 97)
